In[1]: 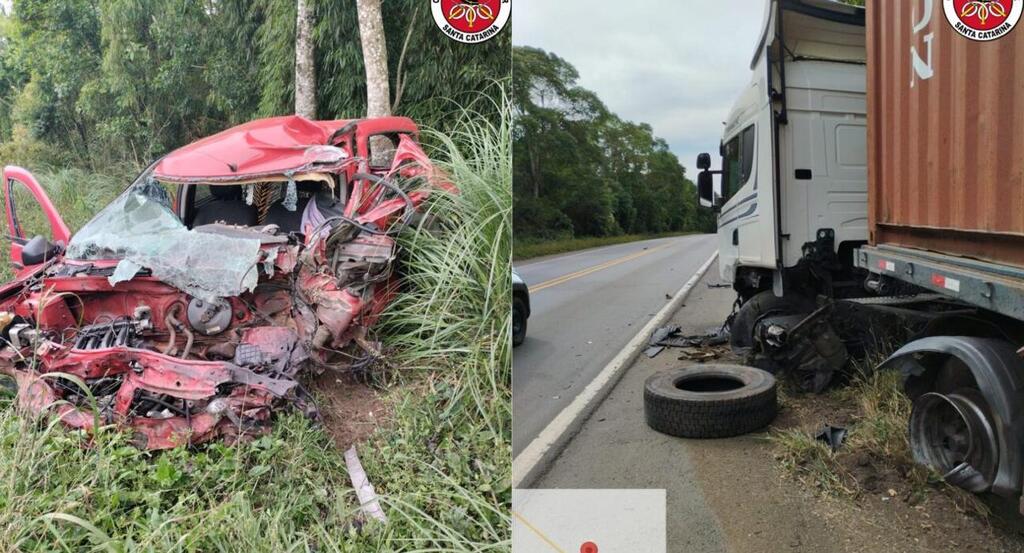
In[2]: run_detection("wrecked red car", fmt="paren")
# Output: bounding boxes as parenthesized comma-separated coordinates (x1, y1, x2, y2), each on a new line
(0, 115, 452, 449)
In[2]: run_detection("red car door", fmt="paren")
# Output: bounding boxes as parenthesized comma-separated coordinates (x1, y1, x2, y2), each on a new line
(3, 166, 71, 268)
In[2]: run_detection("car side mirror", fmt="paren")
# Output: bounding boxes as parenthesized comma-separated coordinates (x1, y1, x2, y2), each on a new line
(21, 235, 60, 266)
(696, 153, 711, 171)
(697, 171, 720, 212)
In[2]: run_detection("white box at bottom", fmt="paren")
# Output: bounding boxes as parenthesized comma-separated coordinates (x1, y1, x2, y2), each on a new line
(513, 489, 666, 553)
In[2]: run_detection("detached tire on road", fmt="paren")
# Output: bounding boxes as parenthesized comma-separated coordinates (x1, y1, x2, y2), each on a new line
(644, 364, 777, 438)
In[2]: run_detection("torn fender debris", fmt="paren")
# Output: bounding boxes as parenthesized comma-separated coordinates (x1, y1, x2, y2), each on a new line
(645, 325, 729, 358)
(814, 425, 848, 452)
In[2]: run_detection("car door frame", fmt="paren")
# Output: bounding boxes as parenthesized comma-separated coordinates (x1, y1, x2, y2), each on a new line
(3, 165, 71, 268)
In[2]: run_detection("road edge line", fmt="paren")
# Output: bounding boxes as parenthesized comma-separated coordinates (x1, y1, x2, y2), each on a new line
(512, 251, 720, 488)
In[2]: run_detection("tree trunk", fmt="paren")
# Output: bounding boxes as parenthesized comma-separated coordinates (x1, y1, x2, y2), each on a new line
(528, 142, 542, 199)
(356, 0, 391, 117)
(295, 0, 317, 118)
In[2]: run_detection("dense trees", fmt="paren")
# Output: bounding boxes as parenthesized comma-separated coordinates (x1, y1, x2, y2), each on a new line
(513, 46, 714, 241)
(0, 0, 509, 169)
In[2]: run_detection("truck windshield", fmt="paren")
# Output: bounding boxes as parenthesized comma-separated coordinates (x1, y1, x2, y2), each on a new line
(721, 124, 755, 202)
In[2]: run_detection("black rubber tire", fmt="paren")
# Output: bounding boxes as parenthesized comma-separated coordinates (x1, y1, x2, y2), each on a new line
(512, 297, 528, 347)
(644, 364, 778, 438)
(729, 290, 815, 350)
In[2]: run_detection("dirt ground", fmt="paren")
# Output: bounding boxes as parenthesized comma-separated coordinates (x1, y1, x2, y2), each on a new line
(687, 324, 1024, 552)
(685, 370, 1024, 552)
(774, 388, 1024, 552)
(309, 372, 391, 450)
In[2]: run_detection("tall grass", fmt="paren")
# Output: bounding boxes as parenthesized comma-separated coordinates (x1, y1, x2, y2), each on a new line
(366, 86, 512, 548)
(382, 86, 511, 424)
(771, 369, 921, 496)
(0, 88, 512, 551)
(771, 367, 988, 516)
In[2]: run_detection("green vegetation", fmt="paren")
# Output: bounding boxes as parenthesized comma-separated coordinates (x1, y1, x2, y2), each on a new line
(0, 410, 351, 550)
(513, 46, 715, 244)
(514, 231, 695, 260)
(771, 368, 987, 516)
(772, 370, 919, 497)
(371, 96, 512, 549)
(0, 0, 508, 170)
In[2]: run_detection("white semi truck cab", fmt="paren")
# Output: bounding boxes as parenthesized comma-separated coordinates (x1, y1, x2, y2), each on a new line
(697, 0, 867, 301)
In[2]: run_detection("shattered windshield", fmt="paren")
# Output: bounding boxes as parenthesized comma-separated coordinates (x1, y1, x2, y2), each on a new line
(66, 168, 263, 300)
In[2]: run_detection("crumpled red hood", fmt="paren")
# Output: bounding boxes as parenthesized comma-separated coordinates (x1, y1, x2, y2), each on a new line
(152, 115, 351, 181)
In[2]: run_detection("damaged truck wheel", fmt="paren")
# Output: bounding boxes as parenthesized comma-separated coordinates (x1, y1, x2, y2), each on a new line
(729, 290, 815, 351)
(643, 364, 777, 438)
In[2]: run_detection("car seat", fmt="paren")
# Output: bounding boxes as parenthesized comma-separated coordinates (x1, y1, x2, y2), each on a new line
(264, 182, 335, 233)
(192, 185, 258, 227)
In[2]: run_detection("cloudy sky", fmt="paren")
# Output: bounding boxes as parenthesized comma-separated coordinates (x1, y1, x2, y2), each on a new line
(514, 0, 767, 174)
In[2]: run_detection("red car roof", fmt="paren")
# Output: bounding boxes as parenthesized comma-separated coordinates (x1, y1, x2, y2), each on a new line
(153, 115, 351, 181)
(152, 115, 416, 182)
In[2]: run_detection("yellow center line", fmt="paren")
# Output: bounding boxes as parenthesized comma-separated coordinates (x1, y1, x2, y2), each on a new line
(530, 242, 673, 292)
(512, 510, 567, 553)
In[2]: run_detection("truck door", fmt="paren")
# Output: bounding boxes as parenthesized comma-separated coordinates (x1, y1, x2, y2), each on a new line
(717, 118, 778, 273)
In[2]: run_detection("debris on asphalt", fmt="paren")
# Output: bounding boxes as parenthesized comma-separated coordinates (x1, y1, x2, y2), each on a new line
(644, 325, 729, 358)
(677, 348, 725, 363)
(814, 424, 848, 452)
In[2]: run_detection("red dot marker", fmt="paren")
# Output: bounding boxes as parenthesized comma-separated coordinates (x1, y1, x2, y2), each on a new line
(580, 542, 599, 553)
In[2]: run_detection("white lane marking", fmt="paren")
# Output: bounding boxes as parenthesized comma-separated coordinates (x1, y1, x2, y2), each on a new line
(512, 251, 720, 488)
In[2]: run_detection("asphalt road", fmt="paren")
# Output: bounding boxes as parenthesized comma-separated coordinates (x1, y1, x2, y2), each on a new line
(512, 234, 718, 456)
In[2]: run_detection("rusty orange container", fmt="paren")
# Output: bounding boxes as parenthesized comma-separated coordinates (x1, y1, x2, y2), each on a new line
(868, 0, 1024, 268)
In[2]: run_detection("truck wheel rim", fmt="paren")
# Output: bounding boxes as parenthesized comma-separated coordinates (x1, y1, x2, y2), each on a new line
(909, 391, 998, 493)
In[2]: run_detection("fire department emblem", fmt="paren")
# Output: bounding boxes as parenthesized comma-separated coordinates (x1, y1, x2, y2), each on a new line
(944, 0, 1022, 41)
(431, 0, 510, 44)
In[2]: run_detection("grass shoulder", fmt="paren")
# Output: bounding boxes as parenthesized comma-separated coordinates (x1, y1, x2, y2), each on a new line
(768, 368, 1024, 550)
(514, 231, 698, 260)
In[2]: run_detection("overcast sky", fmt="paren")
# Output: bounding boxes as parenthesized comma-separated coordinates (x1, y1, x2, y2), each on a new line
(514, 0, 767, 175)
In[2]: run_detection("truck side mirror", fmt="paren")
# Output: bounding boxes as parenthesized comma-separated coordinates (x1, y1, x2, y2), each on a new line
(697, 171, 718, 211)
(696, 153, 711, 171)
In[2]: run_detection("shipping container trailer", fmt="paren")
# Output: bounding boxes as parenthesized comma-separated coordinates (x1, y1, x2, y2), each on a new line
(854, 0, 1024, 506)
